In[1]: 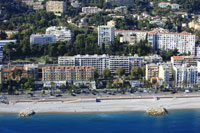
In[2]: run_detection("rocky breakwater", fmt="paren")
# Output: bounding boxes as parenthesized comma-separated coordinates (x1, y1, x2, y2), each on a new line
(19, 109, 35, 117)
(146, 107, 167, 115)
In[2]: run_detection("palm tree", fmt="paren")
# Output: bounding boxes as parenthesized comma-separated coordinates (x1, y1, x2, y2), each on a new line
(50, 81, 56, 95)
(183, 80, 187, 89)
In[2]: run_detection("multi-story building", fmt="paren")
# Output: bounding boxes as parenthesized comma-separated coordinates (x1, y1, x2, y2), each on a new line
(159, 65, 170, 85)
(109, 56, 130, 74)
(30, 34, 56, 44)
(171, 3, 180, 10)
(58, 56, 76, 66)
(46, 1, 66, 16)
(173, 65, 198, 87)
(58, 54, 163, 75)
(128, 54, 145, 68)
(0, 40, 17, 62)
(46, 26, 72, 42)
(81, 6, 102, 14)
(24, 64, 39, 79)
(58, 54, 108, 75)
(106, 0, 134, 5)
(3, 30, 19, 38)
(148, 31, 196, 55)
(98, 25, 115, 46)
(107, 20, 116, 27)
(184, 56, 200, 66)
(158, 2, 171, 8)
(22, 0, 44, 10)
(115, 30, 148, 45)
(42, 66, 94, 82)
(171, 56, 185, 66)
(145, 63, 159, 80)
(171, 55, 200, 67)
(189, 20, 200, 31)
(70, 0, 81, 8)
(144, 54, 163, 64)
(114, 6, 127, 14)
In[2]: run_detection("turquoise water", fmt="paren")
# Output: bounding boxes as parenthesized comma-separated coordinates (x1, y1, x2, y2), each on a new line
(0, 110, 200, 133)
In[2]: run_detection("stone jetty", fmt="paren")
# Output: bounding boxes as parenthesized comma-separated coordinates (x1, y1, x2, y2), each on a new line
(146, 107, 167, 115)
(19, 109, 35, 117)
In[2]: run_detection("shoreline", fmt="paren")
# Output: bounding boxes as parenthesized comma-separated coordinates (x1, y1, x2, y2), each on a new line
(1, 108, 200, 115)
(1, 96, 200, 114)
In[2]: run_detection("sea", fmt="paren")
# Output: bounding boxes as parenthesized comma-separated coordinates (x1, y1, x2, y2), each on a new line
(0, 110, 200, 133)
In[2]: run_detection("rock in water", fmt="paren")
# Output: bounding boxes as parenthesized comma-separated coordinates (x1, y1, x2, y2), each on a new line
(146, 107, 167, 115)
(19, 110, 35, 117)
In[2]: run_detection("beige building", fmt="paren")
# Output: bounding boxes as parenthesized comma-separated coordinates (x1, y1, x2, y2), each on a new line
(145, 63, 159, 80)
(158, 65, 171, 84)
(22, 0, 44, 10)
(189, 20, 200, 30)
(46, 1, 66, 16)
(114, 6, 127, 14)
(42, 66, 94, 82)
(107, 20, 116, 27)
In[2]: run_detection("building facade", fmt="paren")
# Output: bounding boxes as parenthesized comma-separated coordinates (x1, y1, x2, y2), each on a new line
(58, 54, 108, 75)
(46, 26, 72, 42)
(98, 25, 115, 46)
(115, 30, 148, 45)
(159, 65, 170, 85)
(46, 1, 66, 16)
(145, 63, 159, 80)
(106, 0, 134, 5)
(42, 66, 94, 82)
(30, 34, 56, 44)
(109, 56, 130, 74)
(148, 31, 196, 55)
(173, 65, 198, 87)
(0, 40, 17, 62)
(82, 7, 102, 14)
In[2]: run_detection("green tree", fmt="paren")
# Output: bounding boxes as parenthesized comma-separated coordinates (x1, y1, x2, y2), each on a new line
(116, 67, 125, 77)
(102, 68, 111, 79)
(131, 66, 143, 79)
(0, 31, 7, 39)
(183, 80, 187, 89)
(94, 69, 99, 80)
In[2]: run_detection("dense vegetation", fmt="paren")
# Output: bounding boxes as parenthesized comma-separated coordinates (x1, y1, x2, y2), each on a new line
(0, 0, 199, 62)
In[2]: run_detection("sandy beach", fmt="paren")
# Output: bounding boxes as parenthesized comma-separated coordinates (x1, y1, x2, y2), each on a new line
(1, 95, 200, 113)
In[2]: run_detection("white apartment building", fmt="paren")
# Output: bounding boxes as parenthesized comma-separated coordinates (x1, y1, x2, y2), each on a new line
(30, 34, 56, 44)
(58, 54, 108, 75)
(144, 54, 163, 64)
(159, 65, 170, 85)
(109, 56, 130, 74)
(158, 2, 171, 8)
(171, 3, 180, 10)
(128, 54, 145, 68)
(106, 0, 134, 5)
(58, 56, 76, 66)
(173, 65, 198, 87)
(148, 31, 196, 55)
(82, 7, 102, 14)
(98, 25, 115, 46)
(71, 0, 81, 8)
(46, 26, 72, 42)
(171, 56, 185, 66)
(115, 30, 148, 45)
